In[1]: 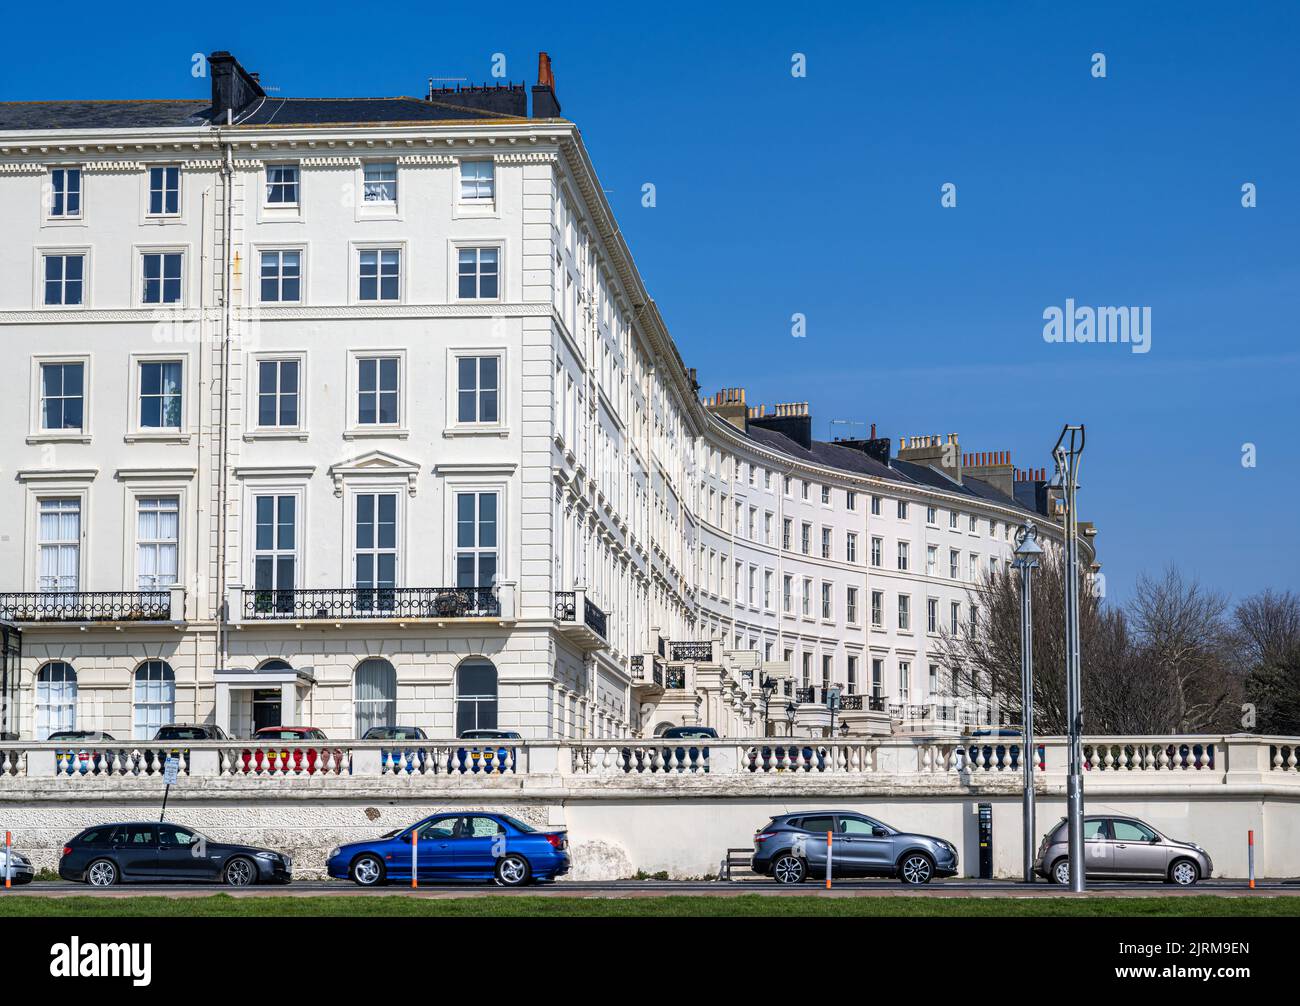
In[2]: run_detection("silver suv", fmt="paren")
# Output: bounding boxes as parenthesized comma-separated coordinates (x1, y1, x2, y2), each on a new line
(753, 811, 959, 885)
(1035, 815, 1212, 886)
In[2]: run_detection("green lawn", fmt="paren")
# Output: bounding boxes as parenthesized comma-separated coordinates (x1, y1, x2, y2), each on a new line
(0, 894, 1295, 917)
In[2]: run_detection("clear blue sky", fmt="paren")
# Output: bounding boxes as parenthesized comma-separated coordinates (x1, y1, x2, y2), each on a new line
(3, 1, 1296, 604)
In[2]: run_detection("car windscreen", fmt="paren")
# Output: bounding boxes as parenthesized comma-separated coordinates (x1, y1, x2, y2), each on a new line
(156, 728, 207, 740)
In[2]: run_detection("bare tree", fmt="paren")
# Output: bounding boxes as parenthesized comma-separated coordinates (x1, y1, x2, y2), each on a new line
(1234, 590, 1300, 734)
(934, 554, 1238, 735)
(1128, 567, 1236, 733)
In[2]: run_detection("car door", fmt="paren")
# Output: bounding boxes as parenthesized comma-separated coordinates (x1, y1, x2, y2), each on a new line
(450, 815, 507, 876)
(156, 825, 220, 882)
(795, 814, 836, 877)
(1080, 818, 1113, 876)
(414, 816, 460, 878)
(1109, 819, 1169, 877)
(112, 825, 159, 880)
(836, 815, 893, 875)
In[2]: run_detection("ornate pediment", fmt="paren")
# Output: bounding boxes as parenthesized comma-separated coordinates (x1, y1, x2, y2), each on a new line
(327, 450, 421, 497)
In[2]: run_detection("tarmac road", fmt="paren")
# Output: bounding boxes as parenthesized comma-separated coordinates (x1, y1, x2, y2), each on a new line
(7, 877, 1298, 898)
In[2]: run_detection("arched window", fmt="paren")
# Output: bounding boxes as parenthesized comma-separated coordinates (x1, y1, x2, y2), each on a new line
(35, 661, 77, 740)
(259, 659, 293, 671)
(354, 658, 396, 737)
(133, 660, 176, 739)
(455, 659, 498, 735)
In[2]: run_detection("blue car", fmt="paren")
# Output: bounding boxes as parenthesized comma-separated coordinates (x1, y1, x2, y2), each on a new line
(327, 812, 569, 887)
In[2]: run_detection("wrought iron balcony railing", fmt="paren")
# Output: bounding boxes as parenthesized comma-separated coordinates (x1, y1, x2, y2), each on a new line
(630, 655, 664, 688)
(839, 694, 888, 712)
(553, 591, 576, 621)
(668, 641, 712, 662)
(583, 600, 607, 640)
(0, 591, 171, 623)
(242, 587, 499, 621)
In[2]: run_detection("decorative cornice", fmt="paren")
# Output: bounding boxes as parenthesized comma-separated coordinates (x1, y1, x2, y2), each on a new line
(0, 308, 203, 324)
(395, 153, 455, 166)
(236, 302, 551, 322)
(0, 162, 45, 175)
(114, 467, 198, 481)
(17, 467, 99, 483)
(82, 160, 147, 173)
(298, 155, 362, 169)
(494, 151, 558, 165)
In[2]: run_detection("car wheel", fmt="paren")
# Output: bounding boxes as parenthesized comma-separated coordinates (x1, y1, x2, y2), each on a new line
(223, 856, 257, 887)
(899, 852, 935, 885)
(86, 859, 117, 888)
(1169, 859, 1200, 887)
(1052, 858, 1071, 885)
(494, 854, 531, 887)
(772, 854, 807, 885)
(351, 853, 385, 887)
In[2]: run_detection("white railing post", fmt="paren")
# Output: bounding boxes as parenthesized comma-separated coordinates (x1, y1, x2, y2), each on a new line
(168, 584, 186, 621)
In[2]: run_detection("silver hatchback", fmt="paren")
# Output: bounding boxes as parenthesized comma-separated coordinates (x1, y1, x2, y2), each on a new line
(1035, 815, 1212, 886)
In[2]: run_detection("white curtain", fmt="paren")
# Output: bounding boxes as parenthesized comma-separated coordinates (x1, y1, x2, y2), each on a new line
(39, 500, 80, 592)
(35, 662, 77, 739)
(353, 659, 396, 737)
(133, 660, 175, 739)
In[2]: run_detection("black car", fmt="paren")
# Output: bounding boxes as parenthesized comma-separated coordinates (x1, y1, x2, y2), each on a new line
(153, 724, 230, 741)
(59, 822, 292, 887)
(362, 726, 428, 740)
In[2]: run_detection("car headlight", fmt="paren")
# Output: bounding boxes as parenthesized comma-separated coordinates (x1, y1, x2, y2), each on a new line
(329, 847, 341, 859)
(254, 852, 278, 861)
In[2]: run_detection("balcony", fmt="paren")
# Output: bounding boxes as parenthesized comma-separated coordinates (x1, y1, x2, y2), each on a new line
(668, 640, 714, 662)
(553, 588, 609, 651)
(0, 588, 183, 624)
(629, 654, 664, 694)
(232, 585, 513, 623)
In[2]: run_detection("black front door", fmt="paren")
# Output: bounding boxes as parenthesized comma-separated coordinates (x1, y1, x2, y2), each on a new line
(252, 689, 282, 732)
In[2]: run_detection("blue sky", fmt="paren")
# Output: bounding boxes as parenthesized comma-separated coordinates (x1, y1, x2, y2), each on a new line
(3, 1, 1296, 603)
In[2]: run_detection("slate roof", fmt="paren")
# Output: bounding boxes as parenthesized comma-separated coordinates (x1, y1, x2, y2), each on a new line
(0, 94, 532, 132)
(0, 100, 213, 131)
(737, 422, 1045, 517)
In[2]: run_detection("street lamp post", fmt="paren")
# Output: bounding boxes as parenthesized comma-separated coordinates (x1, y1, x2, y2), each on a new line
(759, 674, 780, 737)
(1012, 522, 1044, 884)
(1053, 424, 1086, 893)
(826, 685, 842, 739)
(785, 700, 798, 738)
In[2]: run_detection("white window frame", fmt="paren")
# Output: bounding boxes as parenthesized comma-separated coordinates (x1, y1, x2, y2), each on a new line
(358, 160, 399, 215)
(255, 246, 306, 304)
(451, 242, 504, 302)
(134, 245, 189, 307)
(458, 159, 496, 203)
(45, 166, 83, 221)
(36, 496, 84, 593)
(348, 486, 406, 591)
(352, 243, 405, 304)
(144, 164, 183, 220)
(446, 348, 507, 435)
(133, 494, 181, 591)
(244, 485, 306, 598)
(127, 354, 188, 440)
(346, 349, 408, 438)
(36, 248, 89, 309)
(247, 353, 308, 439)
(29, 354, 91, 442)
(446, 481, 507, 588)
(263, 162, 301, 209)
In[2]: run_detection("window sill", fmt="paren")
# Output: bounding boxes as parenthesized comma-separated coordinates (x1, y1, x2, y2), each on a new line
(443, 426, 510, 439)
(243, 430, 310, 442)
(27, 432, 91, 444)
(343, 428, 409, 440)
(124, 432, 191, 444)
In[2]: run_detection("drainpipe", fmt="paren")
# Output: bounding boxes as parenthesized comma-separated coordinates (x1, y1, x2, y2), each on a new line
(213, 132, 234, 674)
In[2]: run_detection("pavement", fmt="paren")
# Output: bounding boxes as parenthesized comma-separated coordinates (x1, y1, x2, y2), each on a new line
(6, 878, 1298, 898)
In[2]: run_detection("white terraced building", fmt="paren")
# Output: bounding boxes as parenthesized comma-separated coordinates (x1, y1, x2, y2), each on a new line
(0, 52, 1095, 743)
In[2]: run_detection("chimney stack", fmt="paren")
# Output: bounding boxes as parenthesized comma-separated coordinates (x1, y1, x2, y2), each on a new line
(896, 432, 962, 484)
(531, 52, 562, 118)
(703, 387, 748, 432)
(746, 400, 813, 449)
(207, 51, 265, 124)
(963, 449, 1015, 498)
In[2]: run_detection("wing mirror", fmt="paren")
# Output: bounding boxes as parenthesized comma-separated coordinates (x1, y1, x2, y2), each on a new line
(873, 827, 889, 837)
(399, 832, 413, 843)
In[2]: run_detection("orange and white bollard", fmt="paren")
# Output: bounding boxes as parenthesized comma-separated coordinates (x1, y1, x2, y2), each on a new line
(411, 829, 419, 889)
(826, 830, 833, 889)
(4, 831, 10, 890)
(1248, 830, 1255, 889)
